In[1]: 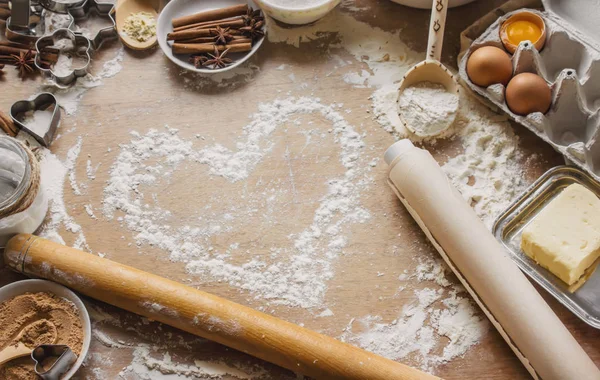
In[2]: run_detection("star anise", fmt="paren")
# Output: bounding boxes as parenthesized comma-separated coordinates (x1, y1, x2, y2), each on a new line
(240, 19, 265, 41)
(202, 46, 233, 69)
(242, 7, 264, 26)
(11, 50, 35, 78)
(211, 26, 234, 45)
(189, 54, 208, 68)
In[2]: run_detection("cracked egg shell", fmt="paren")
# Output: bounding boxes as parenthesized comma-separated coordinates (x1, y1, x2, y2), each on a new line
(500, 11, 546, 54)
(466, 46, 513, 87)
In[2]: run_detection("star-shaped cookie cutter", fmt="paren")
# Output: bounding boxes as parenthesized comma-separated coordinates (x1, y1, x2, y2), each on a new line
(10, 92, 61, 147)
(66, 0, 117, 51)
(34, 28, 92, 87)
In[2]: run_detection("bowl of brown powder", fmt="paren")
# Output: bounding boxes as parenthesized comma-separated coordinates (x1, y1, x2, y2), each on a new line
(0, 279, 91, 379)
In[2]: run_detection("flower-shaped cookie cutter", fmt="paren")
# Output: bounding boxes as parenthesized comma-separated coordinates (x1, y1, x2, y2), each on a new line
(35, 28, 92, 87)
(32, 345, 77, 380)
(5, 0, 46, 44)
(10, 92, 61, 147)
(67, 0, 117, 50)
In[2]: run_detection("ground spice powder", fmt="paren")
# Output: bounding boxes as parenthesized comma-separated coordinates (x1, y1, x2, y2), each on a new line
(0, 292, 84, 379)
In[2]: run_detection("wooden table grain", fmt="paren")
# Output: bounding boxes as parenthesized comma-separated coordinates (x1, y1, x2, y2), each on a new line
(1, 1, 598, 379)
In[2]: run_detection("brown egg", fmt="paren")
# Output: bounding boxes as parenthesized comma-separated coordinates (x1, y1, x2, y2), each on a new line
(505, 73, 552, 115)
(466, 46, 513, 87)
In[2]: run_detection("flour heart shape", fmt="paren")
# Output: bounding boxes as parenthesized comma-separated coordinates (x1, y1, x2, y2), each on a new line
(102, 97, 370, 308)
(10, 92, 61, 147)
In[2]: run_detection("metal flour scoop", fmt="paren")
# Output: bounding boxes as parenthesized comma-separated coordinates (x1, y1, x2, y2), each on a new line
(397, 0, 459, 137)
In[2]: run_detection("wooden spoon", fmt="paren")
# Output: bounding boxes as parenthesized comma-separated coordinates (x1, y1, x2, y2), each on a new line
(115, 0, 159, 50)
(0, 321, 58, 366)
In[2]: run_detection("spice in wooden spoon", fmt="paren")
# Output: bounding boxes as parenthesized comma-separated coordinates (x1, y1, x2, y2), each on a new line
(0, 320, 58, 366)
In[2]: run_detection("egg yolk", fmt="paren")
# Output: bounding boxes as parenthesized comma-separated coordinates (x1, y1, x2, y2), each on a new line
(506, 20, 542, 44)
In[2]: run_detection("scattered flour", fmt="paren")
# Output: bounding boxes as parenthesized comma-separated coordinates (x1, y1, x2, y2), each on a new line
(42, 47, 125, 115)
(18, 109, 56, 136)
(123, 346, 266, 380)
(397, 82, 459, 136)
(341, 285, 488, 371)
(442, 100, 525, 228)
(37, 139, 88, 249)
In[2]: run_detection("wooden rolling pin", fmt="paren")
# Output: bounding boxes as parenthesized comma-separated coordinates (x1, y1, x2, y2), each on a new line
(3, 234, 438, 380)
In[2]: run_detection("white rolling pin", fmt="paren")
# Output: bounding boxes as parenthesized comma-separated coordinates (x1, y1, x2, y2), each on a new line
(384, 140, 600, 380)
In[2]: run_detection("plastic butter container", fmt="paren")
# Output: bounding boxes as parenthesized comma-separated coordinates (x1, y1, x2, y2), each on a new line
(493, 166, 600, 329)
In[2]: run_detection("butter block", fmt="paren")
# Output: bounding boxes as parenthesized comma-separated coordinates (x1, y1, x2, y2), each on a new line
(521, 183, 600, 285)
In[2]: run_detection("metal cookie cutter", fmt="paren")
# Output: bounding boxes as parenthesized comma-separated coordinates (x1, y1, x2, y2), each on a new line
(10, 92, 61, 147)
(5, 0, 46, 44)
(32, 345, 77, 380)
(34, 28, 92, 87)
(67, 0, 117, 51)
(39, 0, 84, 14)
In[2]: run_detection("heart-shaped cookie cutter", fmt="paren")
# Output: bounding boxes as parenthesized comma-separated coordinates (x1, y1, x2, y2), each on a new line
(5, 0, 46, 44)
(31, 344, 77, 380)
(34, 28, 92, 87)
(10, 92, 61, 147)
(67, 0, 117, 51)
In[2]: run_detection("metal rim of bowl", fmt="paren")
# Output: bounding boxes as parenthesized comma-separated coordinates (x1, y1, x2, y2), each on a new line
(157, 0, 266, 74)
(0, 279, 91, 379)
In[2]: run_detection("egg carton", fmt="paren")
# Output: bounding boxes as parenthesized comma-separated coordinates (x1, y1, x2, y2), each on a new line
(458, 0, 600, 180)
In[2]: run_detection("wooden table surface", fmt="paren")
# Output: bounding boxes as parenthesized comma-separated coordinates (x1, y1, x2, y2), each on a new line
(1, 1, 599, 379)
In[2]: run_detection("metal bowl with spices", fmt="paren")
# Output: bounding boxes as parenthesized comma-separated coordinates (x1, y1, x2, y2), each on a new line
(0, 136, 48, 248)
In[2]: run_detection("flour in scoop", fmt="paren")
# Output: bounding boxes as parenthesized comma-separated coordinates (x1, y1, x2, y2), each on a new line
(398, 82, 459, 136)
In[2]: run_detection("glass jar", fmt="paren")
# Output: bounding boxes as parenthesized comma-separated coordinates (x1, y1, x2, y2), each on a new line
(0, 136, 48, 248)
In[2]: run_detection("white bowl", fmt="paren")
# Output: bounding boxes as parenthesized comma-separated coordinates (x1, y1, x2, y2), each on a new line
(255, 0, 340, 25)
(389, 0, 478, 8)
(0, 279, 91, 380)
(157, 0, 265, 74)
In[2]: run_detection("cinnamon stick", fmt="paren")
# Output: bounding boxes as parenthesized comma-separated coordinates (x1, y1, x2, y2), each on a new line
(0, 43, 58, 63)
(173, 18, 245, 33)
(172, 4, 247, 28)
(176, 36, 216, 44)
(0, 110, 18, 138)
(227, 38, 252, 45)
(0, 41, 32, 49)
(167, 28, 213, 41)
(0, 45, 36, 56)
(0, 3, 9, 10)
(178, 35, 249, 44)
(0, 8, 10, 18)
(167, 27, 242, 41)
(172, 42, 252, 55)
